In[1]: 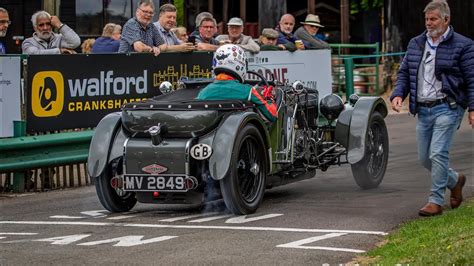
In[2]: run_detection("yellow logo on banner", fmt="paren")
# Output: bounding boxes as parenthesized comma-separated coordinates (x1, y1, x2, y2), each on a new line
(32, 71, 64, 117)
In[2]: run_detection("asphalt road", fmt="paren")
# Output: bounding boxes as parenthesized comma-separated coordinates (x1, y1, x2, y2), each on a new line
(0, 114, 472, 265)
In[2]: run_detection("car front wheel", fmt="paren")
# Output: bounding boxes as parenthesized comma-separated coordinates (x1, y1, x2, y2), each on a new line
(351, 111, 388, 189)
(220, 124, 267, 215)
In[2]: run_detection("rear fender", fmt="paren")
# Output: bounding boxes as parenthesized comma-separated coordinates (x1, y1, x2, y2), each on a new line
(87, 112, 124, 178)
(209, 112, 270, 180)
(335, 96, 387, 164)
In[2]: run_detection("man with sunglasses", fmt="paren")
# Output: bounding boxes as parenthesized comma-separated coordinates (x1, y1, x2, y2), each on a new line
(119, 0, 164, 56)
(294, 14, 329, 50)
(390, 0, 473, 216)
(0, 7, 10, 54)
(22, 10, 80, 54)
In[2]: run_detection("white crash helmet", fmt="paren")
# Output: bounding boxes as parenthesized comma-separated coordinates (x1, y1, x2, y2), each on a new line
(213, 44, 247, 82)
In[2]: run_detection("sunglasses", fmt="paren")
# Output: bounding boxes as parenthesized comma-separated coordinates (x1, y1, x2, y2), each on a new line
(0, 20, 11, 25)
(37, 22, 52, 27)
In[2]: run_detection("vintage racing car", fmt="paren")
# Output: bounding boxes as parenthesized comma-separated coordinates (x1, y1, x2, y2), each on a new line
(87, 71, 389, 215)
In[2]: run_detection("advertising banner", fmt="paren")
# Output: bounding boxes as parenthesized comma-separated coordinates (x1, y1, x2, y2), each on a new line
(26, 53, 213, 131)
(0, 56, 22, 137)
(247, 50, 332, 97)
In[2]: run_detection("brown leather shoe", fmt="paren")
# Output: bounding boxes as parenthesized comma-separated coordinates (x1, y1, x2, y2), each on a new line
(418, 202, 443, 216)
(450, 174, 466, 209)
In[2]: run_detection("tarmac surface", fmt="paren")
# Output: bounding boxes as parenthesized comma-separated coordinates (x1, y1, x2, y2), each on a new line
(0, 113, 472, 265)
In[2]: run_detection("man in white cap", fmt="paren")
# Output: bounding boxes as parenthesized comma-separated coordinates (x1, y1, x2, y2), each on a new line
(216, 17, 260, 53)
(294, 14, 329, 49)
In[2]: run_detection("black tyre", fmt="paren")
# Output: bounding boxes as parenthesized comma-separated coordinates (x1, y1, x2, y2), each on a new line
(95, 158, 137, 212)
(220, 124, 267, 215)
(351, 111, 388, 189)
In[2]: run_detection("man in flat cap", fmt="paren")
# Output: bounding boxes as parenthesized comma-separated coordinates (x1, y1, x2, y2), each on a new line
(257, 28, 285, 51)
(216, 17, 260, 53)
(294, 14, 330, 49)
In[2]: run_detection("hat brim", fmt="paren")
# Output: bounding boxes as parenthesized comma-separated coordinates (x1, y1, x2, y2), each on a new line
(301, 22, 324, 28)
(227, 23, 243, 26)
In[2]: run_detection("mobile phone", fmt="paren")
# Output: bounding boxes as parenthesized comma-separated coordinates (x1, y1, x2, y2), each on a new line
(188, 35, 196, 44)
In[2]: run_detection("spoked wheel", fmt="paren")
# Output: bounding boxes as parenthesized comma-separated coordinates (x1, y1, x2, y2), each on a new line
(95, 157, 137, 212)
(220, 124, 267, 215)
(351, 111, 388, 189)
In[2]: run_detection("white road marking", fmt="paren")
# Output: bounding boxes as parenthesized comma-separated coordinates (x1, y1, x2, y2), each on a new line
(0, 232, 38, 235)
(77, 235, 177, 247)
(277, 233, 366, 253)
(50, 215, 85, 219)
(159, 212, 219, 222)
(0, 237, 5, 240)
(225, 214, 283, 224)
(34, 234, 91, 245)
(0, 221, 387, 235)
(80, 210, 108, 218)
(188, 214, 233, 223)
(107, 215, 137, 220)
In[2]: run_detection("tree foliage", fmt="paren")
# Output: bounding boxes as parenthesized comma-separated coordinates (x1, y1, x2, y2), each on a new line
(351, 0, 384, 14)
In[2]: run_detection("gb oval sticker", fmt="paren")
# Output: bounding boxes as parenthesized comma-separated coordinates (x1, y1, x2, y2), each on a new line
(190, 144, 213, 160)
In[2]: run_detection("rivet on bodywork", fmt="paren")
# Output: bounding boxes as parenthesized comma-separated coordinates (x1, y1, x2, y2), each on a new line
(150, 105, 154, 108)
(168, 105, 172, 108)
(205, 104, 208, 108)
(188, 105, 192, 108)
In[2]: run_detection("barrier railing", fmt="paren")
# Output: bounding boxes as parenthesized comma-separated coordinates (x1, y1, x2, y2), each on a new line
(330, 43, 380, 96)
(342, 52, 406, 99)
(0, 130, 93, 192)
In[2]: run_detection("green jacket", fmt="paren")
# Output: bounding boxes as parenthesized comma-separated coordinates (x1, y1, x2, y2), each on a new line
(196, 80, 277, 122)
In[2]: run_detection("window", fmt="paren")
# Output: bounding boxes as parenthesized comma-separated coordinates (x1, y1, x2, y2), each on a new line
(76, 0, 103, 36)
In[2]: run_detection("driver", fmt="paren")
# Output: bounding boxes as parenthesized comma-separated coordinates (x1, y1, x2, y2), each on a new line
(197, 44, 278, 122)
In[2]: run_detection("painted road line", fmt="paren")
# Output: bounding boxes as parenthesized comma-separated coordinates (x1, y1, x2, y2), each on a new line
(0, 221, 387, 235)
(188, 214, 233, 223)
(50, 215, 85, 219)
(80, 210, 109, 218)
(277, 233, 366, 253)
(225, 214, 283, 224)
(77, 235, 178, 247)
(0, 232, 38, 235)
(107, 215, 137, 220)
(159, 212, 219, 222)
(34, 234, 91, 245)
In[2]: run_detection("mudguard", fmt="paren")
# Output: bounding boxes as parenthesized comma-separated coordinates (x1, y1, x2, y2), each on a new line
(87, 112, 123, 178)
(335, 96, 387, 164)
(208, 112, 270, 180)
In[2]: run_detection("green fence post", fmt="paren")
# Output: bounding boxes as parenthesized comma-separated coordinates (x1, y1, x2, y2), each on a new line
(12, 120, 26, 193)
(344, 58, 355, 99)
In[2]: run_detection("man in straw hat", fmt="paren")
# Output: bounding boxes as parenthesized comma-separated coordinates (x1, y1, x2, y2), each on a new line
(294, 14, 329, 49)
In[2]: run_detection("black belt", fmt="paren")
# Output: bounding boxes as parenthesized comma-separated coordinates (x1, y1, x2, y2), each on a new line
(417, 98, 447, 108)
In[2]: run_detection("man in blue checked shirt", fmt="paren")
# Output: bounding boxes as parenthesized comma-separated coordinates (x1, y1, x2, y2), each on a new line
(118, 0, 164, 56)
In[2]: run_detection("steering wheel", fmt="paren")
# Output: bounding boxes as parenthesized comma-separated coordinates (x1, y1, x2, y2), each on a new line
(247, 70, 269, 87)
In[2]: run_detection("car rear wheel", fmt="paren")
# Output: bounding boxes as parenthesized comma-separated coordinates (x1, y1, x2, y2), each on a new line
(95, 158, 137, 212)
(220, 124, 266, 215)
(351, 111, 388, 189)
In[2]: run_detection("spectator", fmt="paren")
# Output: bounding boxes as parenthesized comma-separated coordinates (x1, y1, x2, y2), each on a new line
(216, 17, 260, 53)
(0, 7, 10, 54)
(390, 0, 473, 216)
(92, 23, 121, 53)
(190, 11, 213, 38)
(22, 11, 80, 54)
(257, 28, 285, 51)
(275, 14, 302, 51)
(81, 38, 95, 54)
(118, 0, 164, 56)
(294, 14, 330, 49)
(195, 17, 219, 51)
(171, 26, 188, 43)
(153, 4, 194, 52)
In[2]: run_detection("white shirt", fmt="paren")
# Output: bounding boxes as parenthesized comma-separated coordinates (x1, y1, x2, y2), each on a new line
(417, 27, 450, 102)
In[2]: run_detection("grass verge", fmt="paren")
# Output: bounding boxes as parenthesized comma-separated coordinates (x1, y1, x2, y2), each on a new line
(354, 198, 474, 265)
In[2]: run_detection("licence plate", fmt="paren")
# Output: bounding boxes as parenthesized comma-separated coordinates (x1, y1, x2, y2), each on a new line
(123, 174, 188, 192)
